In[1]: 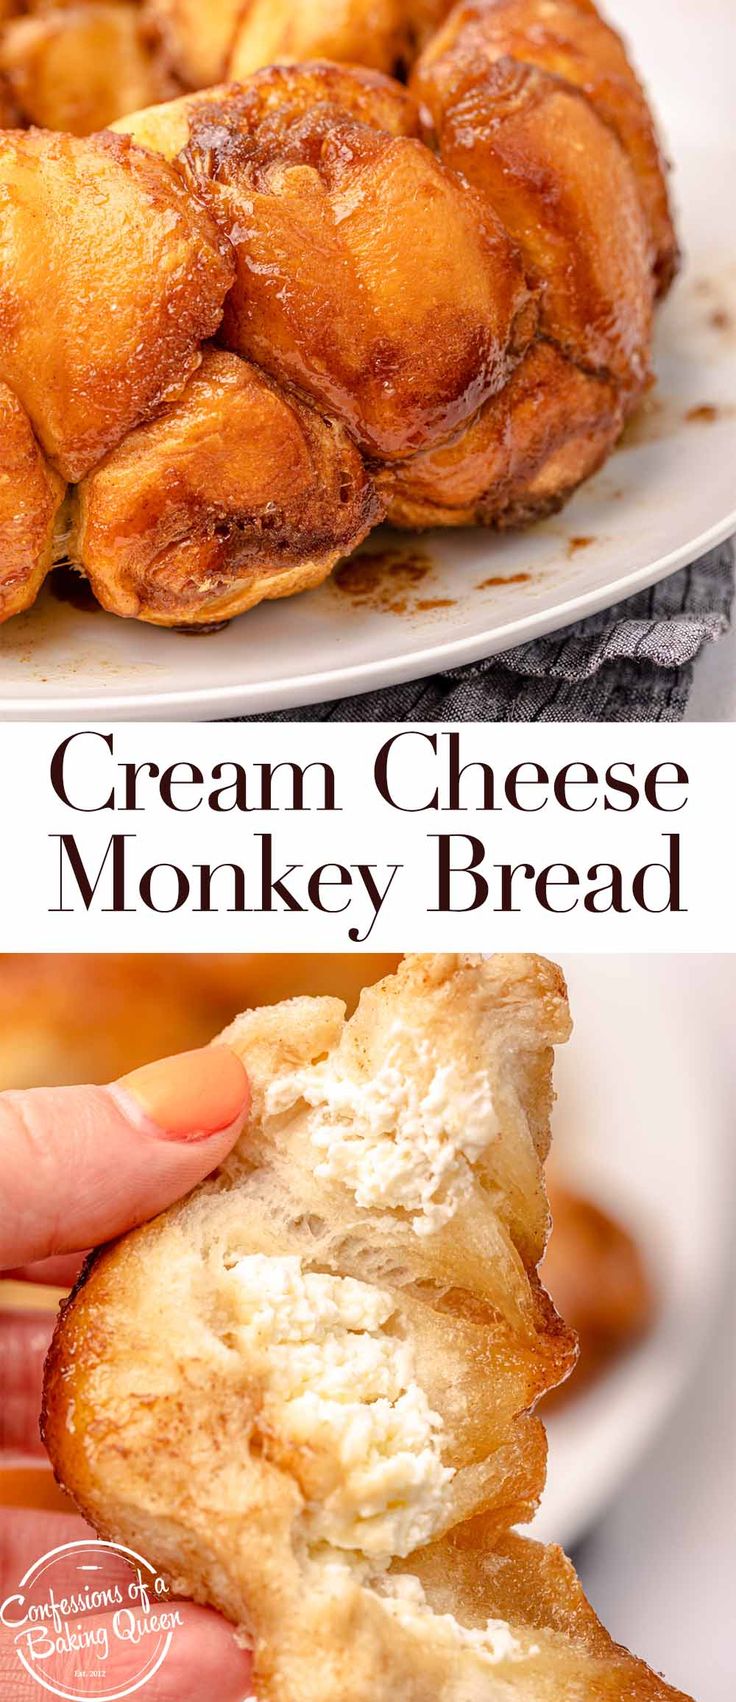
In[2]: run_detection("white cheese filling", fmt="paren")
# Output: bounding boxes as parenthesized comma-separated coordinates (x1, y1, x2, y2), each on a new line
(266, 1024, 499, 1234)
(228, 1254, 523, 1666)
(378, 1573, 526, 1665)
(228, 1254, 452, 1559)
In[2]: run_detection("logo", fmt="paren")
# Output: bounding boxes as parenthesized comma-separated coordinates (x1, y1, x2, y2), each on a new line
(0, 1538, 183, 1700)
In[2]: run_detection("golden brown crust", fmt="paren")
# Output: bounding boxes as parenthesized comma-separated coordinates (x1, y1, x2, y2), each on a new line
(0, 383, 66, 618)
(73, 348, 382, 624)
(0, 2, 677, 626)
(109, 81, 220, 157)
(111, 62, 422, 156)
(180, 70, 535, 462)
(422, 57, 654, 399)
(381, 341, 625, 528)
(413, 0, 679, 296)
(0, 128, 233, 482)
(217, 56, 423, 137)
(411, 1527, 691, 1699)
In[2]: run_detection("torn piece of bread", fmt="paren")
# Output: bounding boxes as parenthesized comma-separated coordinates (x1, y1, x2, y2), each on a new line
(42, 954, 689, 1702)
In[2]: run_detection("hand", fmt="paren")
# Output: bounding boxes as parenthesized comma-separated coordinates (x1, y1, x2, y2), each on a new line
(1, 1045, 254, 1702)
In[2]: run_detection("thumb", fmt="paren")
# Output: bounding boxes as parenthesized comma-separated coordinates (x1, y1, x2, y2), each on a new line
(0, 1046, 249, 1269)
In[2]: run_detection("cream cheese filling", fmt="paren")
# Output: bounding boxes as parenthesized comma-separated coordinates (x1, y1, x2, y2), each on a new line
(228, 1252, 524, 1667)
(266, 1024, 499, 1234)
(227, 1254, 452, 1559)
(377, 1572, 526, 1665)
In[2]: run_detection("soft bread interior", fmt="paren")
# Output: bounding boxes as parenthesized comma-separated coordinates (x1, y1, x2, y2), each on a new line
(42, 955, 688, 1701)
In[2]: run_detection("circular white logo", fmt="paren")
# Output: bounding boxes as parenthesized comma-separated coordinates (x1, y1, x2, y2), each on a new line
(0, 1538, 182, 1700)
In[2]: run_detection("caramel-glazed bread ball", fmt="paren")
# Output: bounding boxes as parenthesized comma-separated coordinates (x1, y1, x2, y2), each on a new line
(0, 1, 677, 624)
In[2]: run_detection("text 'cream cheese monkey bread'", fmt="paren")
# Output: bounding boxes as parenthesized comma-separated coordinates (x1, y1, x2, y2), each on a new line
(0, 0, 678, 627)
(43, 955, 691, 1702)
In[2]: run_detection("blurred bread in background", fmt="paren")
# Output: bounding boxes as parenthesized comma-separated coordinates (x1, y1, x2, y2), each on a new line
(0, 954, 401, 1088)
(544, 1182, 655, 1408)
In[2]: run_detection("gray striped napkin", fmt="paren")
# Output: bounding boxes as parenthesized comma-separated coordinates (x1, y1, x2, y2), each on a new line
(244, 539, 733, 724)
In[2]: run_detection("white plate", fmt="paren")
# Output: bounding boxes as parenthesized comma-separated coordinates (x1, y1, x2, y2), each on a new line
(1, 0, 734, 720)
(530, 956, 733, 1552)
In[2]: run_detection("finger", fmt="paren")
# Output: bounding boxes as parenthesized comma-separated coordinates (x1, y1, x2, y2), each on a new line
(0, 1047, 249, 1268)
(0, 1510, 92, 1589)
(0, 1310, 55, 1457)
(3, 1256, 84, 1287)
(0, 1607, 254, 1702)
(139, 1605, 253, 1702)
(0, 1512, 253, 1702)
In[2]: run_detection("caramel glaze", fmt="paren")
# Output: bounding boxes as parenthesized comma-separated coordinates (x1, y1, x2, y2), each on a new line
(382, 342, 626, 529)
(0, 1, 678, 628)
(73, 350, 382, 625)
(567, 535, 595, 555)
(436, 63, 654, 401)
(183, 74, 536, 462)
(684, 403, 721, 424)
(0, 383, 65, 623)
(0, 129, 234, 485)
(333, 548, 437, 615)
(413, 0, 679, 296)
(478, 572, 531, 588)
